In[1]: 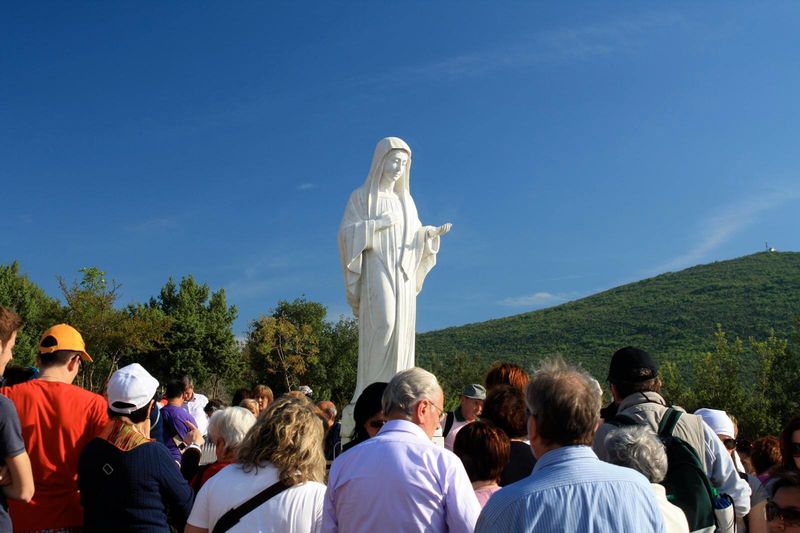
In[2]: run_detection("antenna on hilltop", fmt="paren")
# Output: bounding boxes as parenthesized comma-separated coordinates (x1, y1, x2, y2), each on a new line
(765, 241, 778, 253)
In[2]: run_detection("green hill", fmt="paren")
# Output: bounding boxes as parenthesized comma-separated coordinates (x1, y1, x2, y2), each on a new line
(417, 251, 800, 379)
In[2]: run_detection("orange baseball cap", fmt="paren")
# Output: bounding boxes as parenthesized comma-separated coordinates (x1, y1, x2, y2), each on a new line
(38, 324, 93, 362)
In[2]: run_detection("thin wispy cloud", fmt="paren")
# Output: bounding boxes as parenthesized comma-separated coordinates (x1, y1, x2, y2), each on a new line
(297, 183, 315, 191)
(125, 216, 182, 234)
(652, 188, 800, 274)
(360, 12, 684, 85)
(499, 291, 569, 308)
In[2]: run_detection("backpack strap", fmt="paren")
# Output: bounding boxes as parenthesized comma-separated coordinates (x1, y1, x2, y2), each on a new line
(443, 411, 455, 437)
(657, 407, 683, 438)
(211, 480, 289, 533)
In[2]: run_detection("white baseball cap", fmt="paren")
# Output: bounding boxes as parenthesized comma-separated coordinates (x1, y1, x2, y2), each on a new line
(107, 363, 159, 414)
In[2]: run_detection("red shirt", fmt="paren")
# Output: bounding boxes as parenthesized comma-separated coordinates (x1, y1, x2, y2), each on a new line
(1, 380, 108, 531)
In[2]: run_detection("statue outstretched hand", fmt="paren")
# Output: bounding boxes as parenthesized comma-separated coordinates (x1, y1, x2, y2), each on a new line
(427, 223, 452, 239)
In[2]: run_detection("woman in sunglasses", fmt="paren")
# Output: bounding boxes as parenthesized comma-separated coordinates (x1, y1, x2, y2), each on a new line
(767, 470, 800, 532)
(342, 382, 388, 453)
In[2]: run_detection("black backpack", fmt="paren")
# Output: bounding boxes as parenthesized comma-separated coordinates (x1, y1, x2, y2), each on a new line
(609, 408, 717, 532)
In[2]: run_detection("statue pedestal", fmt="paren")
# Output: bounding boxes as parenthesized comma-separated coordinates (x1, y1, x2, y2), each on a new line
(339, 403, 356, 447)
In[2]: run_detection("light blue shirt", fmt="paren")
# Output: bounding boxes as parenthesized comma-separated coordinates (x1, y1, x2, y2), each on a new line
(476, 445, 666, 533)
(323, 419, 480, 533)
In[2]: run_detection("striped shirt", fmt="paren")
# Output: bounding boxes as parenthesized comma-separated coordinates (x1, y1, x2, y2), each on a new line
(475, 445, 665, 533)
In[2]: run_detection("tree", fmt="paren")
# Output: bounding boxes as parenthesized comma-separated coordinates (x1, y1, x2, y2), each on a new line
(0, 261, 61, 366)
(60, 267, 171, 392)
(145, 276, 241, 396)
(309, 315, 359, 408)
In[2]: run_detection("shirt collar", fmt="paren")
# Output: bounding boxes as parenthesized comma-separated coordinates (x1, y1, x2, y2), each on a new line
(378, 419, 431, 441)
(618, 390, 666, 411)
(532, 445, 597, 473)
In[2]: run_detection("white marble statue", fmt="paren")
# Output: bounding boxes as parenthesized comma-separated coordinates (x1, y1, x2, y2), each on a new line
(338, 137, 452, 406)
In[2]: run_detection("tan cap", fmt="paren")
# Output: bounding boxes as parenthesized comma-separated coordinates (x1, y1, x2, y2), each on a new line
(38, 324, 93, 362)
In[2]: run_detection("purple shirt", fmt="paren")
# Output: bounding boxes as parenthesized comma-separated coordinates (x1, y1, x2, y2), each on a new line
(160, 404, 197, 462)
(323, 419, 480, 533)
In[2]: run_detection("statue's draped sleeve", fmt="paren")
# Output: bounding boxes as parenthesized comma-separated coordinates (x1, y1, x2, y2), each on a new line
(338, 188, 372, 315)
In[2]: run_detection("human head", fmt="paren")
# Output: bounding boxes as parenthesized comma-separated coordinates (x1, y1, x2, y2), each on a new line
(236, 396, 325, 486)
(780, 417, 800, 472)
(253, 384, 273, 411)
(207, 406, 256, 461)
(317, 400, 337, 427)
(231, 387, 251, 407)
(605, 425, 668, 483)
(607, 346, 661, 400)
(481, 385, 528, 439)
(752, 436, 782, 476)
(106, 363, 159, 424)
(165, 379, 185, 400)
(181, 375, 195, 401)
(485, 362, 530, 391)
(204, 398, 226, 418)
(365, 137, 412, 214)
(0, 306, 22, 375)
(526, 357, 602, 454)
(383, 367, 444, 438)
(453, 420, 510, 484)
(768, 470, 800, 532)
(239, 398, 260, 416)
(460, 384, 486, 422)
(37, 324, 92, 381)
(695, 408, 736, 452)
(352, 382, 388, 442)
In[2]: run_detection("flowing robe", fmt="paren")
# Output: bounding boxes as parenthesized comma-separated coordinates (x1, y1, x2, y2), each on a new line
(339, 173, 440, 404)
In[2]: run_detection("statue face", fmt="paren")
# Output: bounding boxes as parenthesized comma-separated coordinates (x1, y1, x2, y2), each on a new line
(381, 150, 409, 184)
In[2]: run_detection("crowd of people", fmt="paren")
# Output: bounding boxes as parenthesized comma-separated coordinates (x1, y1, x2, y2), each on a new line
(1, 305, 800, 532)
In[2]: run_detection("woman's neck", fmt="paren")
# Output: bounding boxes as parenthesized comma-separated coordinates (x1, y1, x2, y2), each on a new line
(472, 480, 499, 490)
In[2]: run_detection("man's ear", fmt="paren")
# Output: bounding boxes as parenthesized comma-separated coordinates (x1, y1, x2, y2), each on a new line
(413, 399, 426, 424)
(67, 355, 81, 373)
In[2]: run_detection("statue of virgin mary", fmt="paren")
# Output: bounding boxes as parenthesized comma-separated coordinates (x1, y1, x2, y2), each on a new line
(338, 137, 451, 405)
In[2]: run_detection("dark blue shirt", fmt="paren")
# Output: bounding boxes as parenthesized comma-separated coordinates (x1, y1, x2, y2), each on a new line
(78, 437, 193, 532)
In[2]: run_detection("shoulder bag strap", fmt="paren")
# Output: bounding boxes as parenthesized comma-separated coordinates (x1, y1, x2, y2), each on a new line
(657, 407, 683, 437)
(211, 480, 289, 533)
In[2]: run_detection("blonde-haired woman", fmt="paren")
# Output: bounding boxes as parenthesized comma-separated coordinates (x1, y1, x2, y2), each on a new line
(185, 396, 327, 533)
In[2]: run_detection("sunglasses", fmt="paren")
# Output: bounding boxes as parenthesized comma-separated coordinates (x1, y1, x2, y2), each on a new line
(721, 438, 737, 451)
(368, 420, 386, 430)
(767, 501, 800, 525)
(791, 442, 800, 458)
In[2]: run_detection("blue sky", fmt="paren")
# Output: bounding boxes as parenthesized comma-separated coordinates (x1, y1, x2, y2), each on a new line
(3, 3, 799, 335)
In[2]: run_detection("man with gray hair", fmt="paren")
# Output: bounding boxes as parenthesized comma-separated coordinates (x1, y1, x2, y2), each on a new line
(323, 367, 480, 533)
(606, 425, 690, 533)
(476, 357, 665, 532)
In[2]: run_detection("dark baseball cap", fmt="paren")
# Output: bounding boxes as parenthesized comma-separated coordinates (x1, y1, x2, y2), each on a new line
(607, 346, 658, 383)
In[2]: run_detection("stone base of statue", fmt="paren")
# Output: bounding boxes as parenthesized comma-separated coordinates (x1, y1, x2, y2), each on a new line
(339, 403, 356, 447)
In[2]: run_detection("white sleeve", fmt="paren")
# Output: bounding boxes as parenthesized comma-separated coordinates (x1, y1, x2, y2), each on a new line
(701, 420, 751, 516)
(444, 454, 481, 533)
(186, 478, 212, 529)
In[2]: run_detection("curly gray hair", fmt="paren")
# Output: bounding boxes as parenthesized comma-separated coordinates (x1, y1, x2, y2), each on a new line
(604, 424, 667, 483)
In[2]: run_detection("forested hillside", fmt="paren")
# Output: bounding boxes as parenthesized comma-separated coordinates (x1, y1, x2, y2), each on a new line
(418, 251, 800, 380)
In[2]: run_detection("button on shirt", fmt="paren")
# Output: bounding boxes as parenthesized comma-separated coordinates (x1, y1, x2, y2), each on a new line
(476, 445, 665, 533)
(323, 419, 480, 533)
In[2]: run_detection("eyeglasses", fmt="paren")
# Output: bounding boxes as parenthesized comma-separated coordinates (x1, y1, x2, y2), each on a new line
(767, 501, 800, 525)
(368, 419, 386, 430)
(721, 438, 737, 451)
(791, 442, 800, 458)
(427, 400, 444, 417)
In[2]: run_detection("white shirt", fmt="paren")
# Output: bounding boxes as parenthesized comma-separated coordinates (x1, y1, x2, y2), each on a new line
(323, 419, 480, 533)
(651, 483, 690, 533)
(187, 463, 326, 533)
(183, 392, 209, 435)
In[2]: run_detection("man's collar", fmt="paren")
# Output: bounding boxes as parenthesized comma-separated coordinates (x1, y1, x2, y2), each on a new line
(618, 390, 666, 411)
(532, 445, 597, 472)
(379, 419, 430, 441)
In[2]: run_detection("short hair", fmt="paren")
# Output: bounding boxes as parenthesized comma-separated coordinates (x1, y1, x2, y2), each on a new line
(481, 385, 528, 439)
(751, 436, 782, 475)
(181, 375, 194, 390)
(239, 398, 259, 416)
(208, 407, 257, 456)
(38, 350, 82, 369)
(107, 401, 152, 424)
(317, 400, 336, 421)
(204, 398, 226, 417)
(382, 367, 441, 419)
(485, 362, 530, 391)
(780, 416, 800, 471)
(231, 387, 251, 406)
(613, 377, 662, 400)
(770, 470, 800, 498)
(253, 384, 273, 404)
(453, 421, 510, 483)
(0, 307, 22, 347)
(526, 357, 602, 447)
(165, 379, 185, 399)
(605, 425, 668, 483)
(237, 396, 325, 486)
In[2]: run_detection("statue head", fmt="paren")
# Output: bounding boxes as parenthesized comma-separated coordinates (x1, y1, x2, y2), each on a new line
(380, 149, 409, 191)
